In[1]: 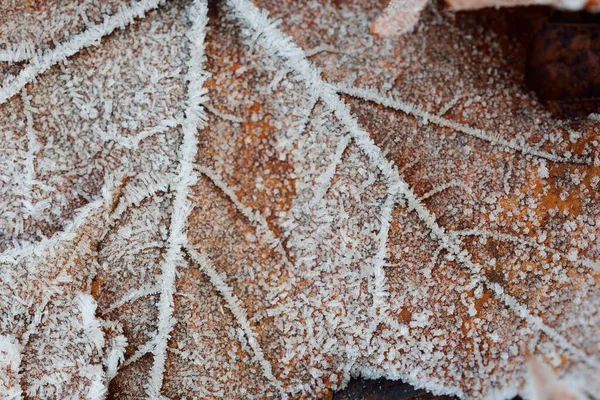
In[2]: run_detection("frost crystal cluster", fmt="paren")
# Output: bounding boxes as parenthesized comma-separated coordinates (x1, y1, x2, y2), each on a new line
(1, 0, 599, 399)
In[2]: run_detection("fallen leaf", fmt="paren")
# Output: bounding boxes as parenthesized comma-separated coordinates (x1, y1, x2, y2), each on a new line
(0, 0, 599, 399)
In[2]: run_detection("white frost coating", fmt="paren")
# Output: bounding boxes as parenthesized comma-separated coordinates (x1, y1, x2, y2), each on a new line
(20, 89, 39, 195)
(147, 1, 209, 397)
(185, 246, 287, 397)
(76, 294, 105, 351)
(489, 281, 600, 371)
(86, 369, 107, 400)
(105, 283, 161, 314)
(310, 135, 351, 207)
(402, 183, 600, 371)
(0, 0, 167, 106)
(364, 188, 395, 343)
(226, 0, 600, 382)
(418, 179, 474, 201)
(111, 172, 174, 220)
(0, 335, 23, 400)
(104, 335, 128, 381)
(0, 167, 133, 264)
(196, 164, 293, 266)
(334, 83, 589, 165)
(204, 104, 245, 123)
(0, 42, 35, 63)
(93, 119, 178, 149)
(455, 228, 600, 273)
(0, 198, 104, 264)
(226, 0, 436, 390)
(123, 336, 159, 368)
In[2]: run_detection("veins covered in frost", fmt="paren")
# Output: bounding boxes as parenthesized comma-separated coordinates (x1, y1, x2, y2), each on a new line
(226, 0, 600, 388)
(196, 165, 293, 267)
(228, 0, 406, 343)
(20, 294, 111, 400)
(0, 0, 137, 63)
(309, 134, 351, 207)
(93, 117, 179, 150)
(0, 172, 143, 398)
(204, 103, 245, 123)
(184, 246, 286, 396)
(95, 176, 180, 395)
(364, 188, 396, 348)
(335, 83, 591, 165)
(105, 283, 162, 315)
(0, 0, 168, 106)
(122, 337, 159, 370)
(0, 0, 189, 251)
(19, 89, 40, 197)
(147, 0, 209, 397)
(2, 0, 599, 398)
(0, 335, 22, 400)
(454, 228, 599, 273)
(418, 179, 474, 202)
(0, 194, 107, 264)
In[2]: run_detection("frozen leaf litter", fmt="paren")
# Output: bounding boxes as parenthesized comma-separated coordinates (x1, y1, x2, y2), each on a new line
(0, 0, 599, 399)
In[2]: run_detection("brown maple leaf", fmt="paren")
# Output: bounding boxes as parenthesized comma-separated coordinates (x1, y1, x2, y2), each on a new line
(1, 0, 599, 399)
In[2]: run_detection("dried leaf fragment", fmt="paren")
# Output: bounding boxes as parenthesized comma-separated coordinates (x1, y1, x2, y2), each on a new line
(373, 0, 600, 37)
(526, 358, 586, 400)
(370, 0, 430, 37)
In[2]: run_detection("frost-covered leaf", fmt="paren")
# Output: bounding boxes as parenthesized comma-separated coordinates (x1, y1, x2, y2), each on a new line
(0, 0, 185, 250)
(0, 181, 127, 399)
(1, 0, 599, 399)
(0, 0, 126, 63)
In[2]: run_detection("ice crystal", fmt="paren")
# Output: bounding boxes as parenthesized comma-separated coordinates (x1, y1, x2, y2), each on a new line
(1, 0, 599, 399)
